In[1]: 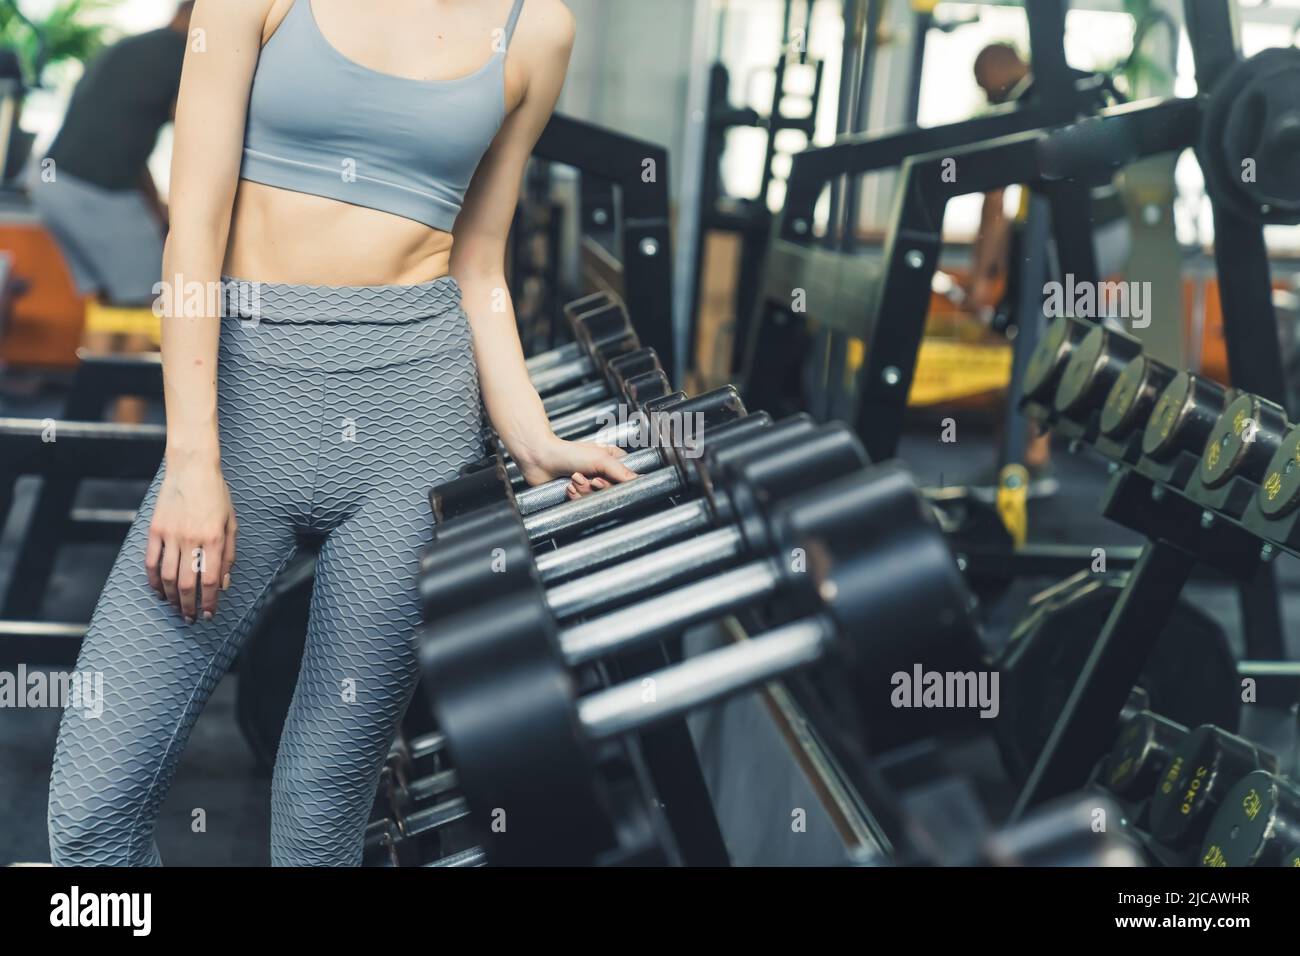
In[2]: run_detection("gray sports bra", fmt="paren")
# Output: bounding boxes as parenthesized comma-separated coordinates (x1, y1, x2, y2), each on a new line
(241, 0, 525, 232)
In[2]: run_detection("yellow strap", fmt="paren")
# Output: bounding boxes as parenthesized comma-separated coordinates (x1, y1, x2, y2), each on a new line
(911, 0, 941, 11)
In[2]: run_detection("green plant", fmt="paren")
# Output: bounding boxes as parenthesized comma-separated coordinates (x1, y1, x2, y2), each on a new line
(1110, 0, 1174, 97)
(0, 0, 119, 86)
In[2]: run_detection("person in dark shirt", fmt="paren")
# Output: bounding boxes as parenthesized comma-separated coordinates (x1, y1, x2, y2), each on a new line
(29, 2, 194, 306)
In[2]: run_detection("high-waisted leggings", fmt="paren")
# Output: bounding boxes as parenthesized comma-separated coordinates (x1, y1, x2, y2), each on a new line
(47, 277, 484, 865)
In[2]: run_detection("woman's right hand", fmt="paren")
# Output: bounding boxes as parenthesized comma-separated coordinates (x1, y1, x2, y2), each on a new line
(145, 459, 237, 624)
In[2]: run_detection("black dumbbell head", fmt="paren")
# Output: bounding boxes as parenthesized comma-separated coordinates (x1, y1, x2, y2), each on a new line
(1141, 372, 1231, 462)
(1148, 724, 1277, 850)
(1100, 711, 1188, 801)
(1199, 392, 1288, 489)
(1258, 424, 1300, 518)
(1100, 354, 1178, 440)
(1053, 324, 1143, 418)
(1024, 316, 1089, 402)
(1200, 770, 1300, 867)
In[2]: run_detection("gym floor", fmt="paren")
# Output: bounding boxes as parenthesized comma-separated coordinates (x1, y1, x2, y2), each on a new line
(3, 380, 1297, 866)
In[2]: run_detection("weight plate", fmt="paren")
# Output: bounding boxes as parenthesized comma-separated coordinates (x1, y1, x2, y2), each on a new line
(1199, 393, 1288, 489)
(995, 575, 1240, 783)
(1200, 770, 1300, 867)
(1141, 372, 1229, 461)
(1024, 316, 1086, 402)
(1101, 710, 1187, 801)
(1258, 424, 1300, 518)
(1149, 725, 1275, 850)
(1199, 48, 1300, 225)
(1053, 325, 1142, 417)
(1101, 354, 1176, 439)
(1286, 847, 1300, 867)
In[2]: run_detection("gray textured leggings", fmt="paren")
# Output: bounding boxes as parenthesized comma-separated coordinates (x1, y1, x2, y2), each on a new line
(47, 277, 483, 865)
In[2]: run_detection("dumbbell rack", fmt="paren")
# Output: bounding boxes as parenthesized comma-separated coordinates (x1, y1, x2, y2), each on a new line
(1011, 385, 1300, 819)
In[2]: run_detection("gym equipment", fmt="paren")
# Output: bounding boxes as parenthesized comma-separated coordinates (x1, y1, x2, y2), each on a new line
(419, 464, 976, 864)
(1141, 371, 1232, 464)
(996, 574, 1239, 782)
(1052, 325, 1144, 419)
(1099, 354, 1177, 441)
(1258, 424, 1300, 518)
(531, 114, 675, 380)
(1023, 316, 1089, 405)
(1200, 770, 1300, 867)
(1147, 724, 1277, 851)
(1100, 711, 1188, 804)
(423, 420, 868, 622)
(1198, 47, 1300, 225)
(1199, 393, 1289, 490)
(0, 418, 164, 665)
(460, 385, 743, 496)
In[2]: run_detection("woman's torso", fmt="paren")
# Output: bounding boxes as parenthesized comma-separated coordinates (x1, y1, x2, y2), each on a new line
(223, 0, 525, 286)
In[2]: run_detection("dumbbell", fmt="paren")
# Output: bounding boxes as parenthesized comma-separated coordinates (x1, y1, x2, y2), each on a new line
(1098, 710, 1189, 802)
(422, 420, 868, 623)
(364, 794, 474, 867)
(1257, 424, 1300, 518)
(418, 464, 977, 865)
(1023, 315, 1092, 404)
(1052, 323, 1144, 420)
(382, 731, 448, 792)
(540, 346, 666, 421)
(527, 296, 641, 396)
(1200, 770, 1300, 866)
(1200, 392, 1289, 489)
(1141, 371, 1233, 463)
(440, 388, 752, 523)
(1147, 724, 1277, 851)
(522, 290, 617, 375)
(1100, 354, 1178, 441)
(507, 411, 770, 522)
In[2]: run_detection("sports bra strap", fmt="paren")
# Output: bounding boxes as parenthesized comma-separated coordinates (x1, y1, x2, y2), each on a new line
(503, 0, 525, 49)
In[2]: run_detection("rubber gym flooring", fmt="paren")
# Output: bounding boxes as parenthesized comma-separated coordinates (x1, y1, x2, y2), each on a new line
(2, 383, 1298, 865)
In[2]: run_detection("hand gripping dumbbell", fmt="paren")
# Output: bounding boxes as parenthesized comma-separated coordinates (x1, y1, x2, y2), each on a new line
(417, 464, 977, 865)
(1200, 769, 1300, 866)
(421, 419, 869, 623)
(444, 411, 768, 526)
(445, 386, 750, 520)
(1147, 723, 1277, 853)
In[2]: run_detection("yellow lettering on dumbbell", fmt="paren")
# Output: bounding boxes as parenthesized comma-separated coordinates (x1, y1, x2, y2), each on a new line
(1265, 472, 1283, 500)
(1207, 444, 1221, 469)
(1202, 844, 1227, 868)
(1243, 788, 1262, 821)
(1161, 757, 1184, 795)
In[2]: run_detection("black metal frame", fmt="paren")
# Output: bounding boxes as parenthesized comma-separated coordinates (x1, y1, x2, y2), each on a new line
(534, 114, 676, 382)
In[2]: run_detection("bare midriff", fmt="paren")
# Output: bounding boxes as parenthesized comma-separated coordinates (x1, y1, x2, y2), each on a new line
(223, 179, 453, 286)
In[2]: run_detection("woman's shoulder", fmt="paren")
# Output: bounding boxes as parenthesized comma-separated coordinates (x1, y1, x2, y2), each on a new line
(515, 0, 576, 54)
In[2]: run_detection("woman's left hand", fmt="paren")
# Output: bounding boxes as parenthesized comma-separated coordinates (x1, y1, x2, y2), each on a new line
(517, 437, 638, 497)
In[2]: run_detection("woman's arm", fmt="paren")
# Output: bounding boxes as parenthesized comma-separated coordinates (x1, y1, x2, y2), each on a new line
(146, 0, 274, 622)
(451, 0, 634, 493)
